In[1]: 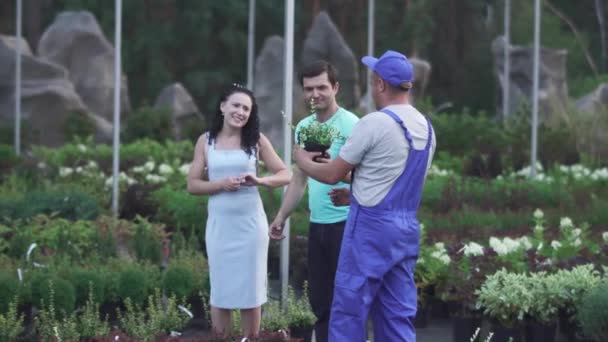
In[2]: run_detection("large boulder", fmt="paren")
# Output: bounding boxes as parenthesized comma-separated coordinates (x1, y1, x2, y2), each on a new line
(38, 11, 131, 123)
(492, 36, 568, 122)
(574, 83, 608, 161)
(253, 36, 305, 150)
(301, 11, 359, 109)
(0, 35, 111, 147)
(410, 57, 432, 102)
(154, 83, 202, 140)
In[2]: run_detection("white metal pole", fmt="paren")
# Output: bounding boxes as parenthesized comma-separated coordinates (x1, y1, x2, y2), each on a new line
(366, 0, 375, 112)
(503, 0, 511, 120)
(530, 0, 541, 178)
(281, 0, 294, 308)
(247, 0, 255, 89)
(112, 0, 123, 217)
(14, 0, 22, 156)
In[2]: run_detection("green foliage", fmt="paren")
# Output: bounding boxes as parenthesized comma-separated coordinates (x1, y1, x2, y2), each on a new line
(0, 145, 18, 175)
(117, 266, 150, 306)
(0, 272, 19, 314)
(31, 274, 76, 318)
(130, 216, 166, 264)
(297, 120, 342, 149)
(286, 282, 315, 330)
(0, 299, 24, 342)
(163, 264, 195, 299)
(118, 290, 189, 342)
(77, 283, 110, 338)
(69, 270, 106, 307)
(63, 111, 96, 140)
(168, 250, 210, 296)
(261, 299, 289, 332)
(7, 216, 101, 261)
(123, 106, 173, 143)
(35, 281, 80, 342)
(577, 283, 608, 342)
(153, 185, 207, 246)
(1, 189, 101, 223)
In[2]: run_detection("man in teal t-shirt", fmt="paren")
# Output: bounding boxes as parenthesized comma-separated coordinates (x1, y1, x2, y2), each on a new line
(269, 61, 358, 342)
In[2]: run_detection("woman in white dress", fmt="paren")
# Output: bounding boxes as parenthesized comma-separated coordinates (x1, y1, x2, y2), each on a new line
(186, 84, 290, 337)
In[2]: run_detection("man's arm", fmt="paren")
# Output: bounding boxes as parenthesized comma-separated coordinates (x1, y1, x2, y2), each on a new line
(274, 166, 307, 221)
(269, 166, 308, 239)
(294, 147, 355, 185)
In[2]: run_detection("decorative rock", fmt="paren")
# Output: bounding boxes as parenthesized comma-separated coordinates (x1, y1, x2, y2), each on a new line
(154, 83, 202, 140)
(38, 11, 131, 123)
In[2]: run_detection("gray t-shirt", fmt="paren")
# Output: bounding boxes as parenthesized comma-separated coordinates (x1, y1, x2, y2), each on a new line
(339, 104, 436, 206)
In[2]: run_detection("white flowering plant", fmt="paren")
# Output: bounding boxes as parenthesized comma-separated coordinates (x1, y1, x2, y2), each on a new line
(534, 215, 595, 262)
(415, 226, 450, 306)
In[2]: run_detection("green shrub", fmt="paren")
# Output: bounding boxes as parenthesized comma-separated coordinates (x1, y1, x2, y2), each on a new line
(117, 267, 149, 305)
(153, 185, 207, 245)
(0, 272, 19, 314)
(69, 268, 106, 307)
(63, 111, 96, 140)
(131, 217, 164, 264)
(0, 145, 18, 175)
(30, 273, 76, 318)
(163, 264, 195, 299)
(118, 290, 189, 341)
(169, 250, 209, 296)
(12, 189, 101, 221)
(123, 106, 173, 143)
(576, 283, 608, 341)
(0, 299, 24, 342)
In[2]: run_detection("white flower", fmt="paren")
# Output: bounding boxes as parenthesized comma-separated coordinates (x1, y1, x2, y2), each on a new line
(145, 174, 167, 184)
(132, 165, 146, 173)
(534, 224, 544, 233)
(75, 166, 83, 173)
(159, 163, 174, 175)
(533, 209, 544, 220)
(572, 228, 582, 237)
(489, 237, 508, 256)
(179, 163, 191, 176)
(37, 162, 47, 169)
(602, 232, 608, 243)
(434, 242, 446, 250)
(439, 254, 451, 265)
(573, 238, 582, 247)
(59, 167, 74, 177)
(518, 236, 533, 250)
(459, 242, 484, 257)
(86, 161, 98, 169)
(551, 240, 562, 250)
(560, 217, 573, 229)
(537, 242, 543, 251)
(77, 144, 87, 152)
(144, 161, 156, 172)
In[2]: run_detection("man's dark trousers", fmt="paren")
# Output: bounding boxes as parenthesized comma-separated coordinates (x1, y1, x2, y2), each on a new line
(307, 221, 346, 342)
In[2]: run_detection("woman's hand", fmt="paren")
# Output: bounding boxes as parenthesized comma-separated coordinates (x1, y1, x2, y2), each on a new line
(221, 177, 242, 192)
(240, 173, 265, 187)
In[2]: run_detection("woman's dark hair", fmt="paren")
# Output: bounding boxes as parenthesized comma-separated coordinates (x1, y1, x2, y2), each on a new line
(208, 84, 260, 157)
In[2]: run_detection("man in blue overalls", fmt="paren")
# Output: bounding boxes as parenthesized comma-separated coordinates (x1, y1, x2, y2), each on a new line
(294, 49, 436, 341)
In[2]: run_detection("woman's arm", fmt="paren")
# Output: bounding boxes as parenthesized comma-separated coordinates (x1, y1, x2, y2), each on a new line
(255, 134, 291, 188)
(187, 134, 241, 195)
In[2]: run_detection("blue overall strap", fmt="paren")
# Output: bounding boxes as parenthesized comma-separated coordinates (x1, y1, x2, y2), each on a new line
(380, 109, 413, 146)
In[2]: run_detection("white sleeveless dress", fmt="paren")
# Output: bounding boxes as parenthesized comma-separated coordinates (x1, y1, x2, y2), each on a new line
(205, 140, 269, 309)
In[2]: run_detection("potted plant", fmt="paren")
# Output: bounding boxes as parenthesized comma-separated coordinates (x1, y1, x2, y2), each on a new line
(296, 99, 342, 161)
(475, 269, 531, 342)
(285, 283, 315, 342)
(576, 283, 608, 342)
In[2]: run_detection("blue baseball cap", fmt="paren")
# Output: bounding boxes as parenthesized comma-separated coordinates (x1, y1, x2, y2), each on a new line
(362, 50, 414, 89)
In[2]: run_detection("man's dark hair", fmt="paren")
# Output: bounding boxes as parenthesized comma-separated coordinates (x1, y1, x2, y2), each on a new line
(299, 60, 338, 86)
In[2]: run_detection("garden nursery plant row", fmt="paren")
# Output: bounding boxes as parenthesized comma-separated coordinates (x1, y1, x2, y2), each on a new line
(1, 113, 607, 341)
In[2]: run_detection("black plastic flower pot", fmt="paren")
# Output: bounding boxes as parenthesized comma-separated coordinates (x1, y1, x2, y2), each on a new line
(303, 142, 330, 161)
